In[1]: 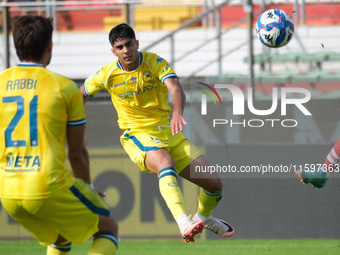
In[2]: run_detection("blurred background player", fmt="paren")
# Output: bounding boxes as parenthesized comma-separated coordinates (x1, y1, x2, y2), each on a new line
(296, 139, 339, 189)
(0, 15, 118, 255)
(80, 23, 234, 243)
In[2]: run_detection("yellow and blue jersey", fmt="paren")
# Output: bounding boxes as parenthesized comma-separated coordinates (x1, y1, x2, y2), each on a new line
(0, 63, 86, 199)
(83, 51, 177, 130)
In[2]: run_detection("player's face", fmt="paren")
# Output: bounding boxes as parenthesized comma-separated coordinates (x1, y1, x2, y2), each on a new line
(111, 38, 139, 71)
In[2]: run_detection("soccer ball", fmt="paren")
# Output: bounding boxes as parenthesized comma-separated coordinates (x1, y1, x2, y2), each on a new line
(255, 9, 294, 48)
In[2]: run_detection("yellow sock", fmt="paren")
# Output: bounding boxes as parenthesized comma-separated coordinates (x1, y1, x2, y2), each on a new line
(47, 242, 71, 255)
(88, 234, 119, 255)
(158, 167, 186, 220)
(197, 188, 223, 217)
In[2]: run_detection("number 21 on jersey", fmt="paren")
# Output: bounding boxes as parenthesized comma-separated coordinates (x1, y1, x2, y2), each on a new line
(3, 95, 38, 147)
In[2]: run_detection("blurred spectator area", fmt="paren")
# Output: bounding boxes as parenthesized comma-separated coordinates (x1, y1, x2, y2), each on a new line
(220, 3, 340, 27)
(6, 1, 340, 31)
(59, 1, 340, 31)
(103, 4, 201, 31)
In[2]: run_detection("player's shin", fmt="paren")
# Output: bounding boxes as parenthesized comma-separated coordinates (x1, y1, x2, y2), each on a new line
(193, 188, 235, 237)
(158, 167, 205, 243)
(197, 188, 223, 220)
(158, 167, 186, 220)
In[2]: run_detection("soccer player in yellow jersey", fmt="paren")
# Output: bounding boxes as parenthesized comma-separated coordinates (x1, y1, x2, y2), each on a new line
(0, 16, 118, 255)
(81, 23, 235, 243)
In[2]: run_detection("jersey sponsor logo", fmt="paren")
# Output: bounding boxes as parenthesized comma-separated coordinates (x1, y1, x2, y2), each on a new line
(6, 79, 37, 91)
(156, 57, 164, 63)
(5, 154, 41, 172)
(143, 71, 153, 82)
(130, 77, 138, 85)
(118, 83, 157, 100)
(161, 64, 171, 74)
(113, 81, 126, 88)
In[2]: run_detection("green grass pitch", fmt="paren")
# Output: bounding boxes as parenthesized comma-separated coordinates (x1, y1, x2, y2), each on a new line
(0, 239, 339, 255)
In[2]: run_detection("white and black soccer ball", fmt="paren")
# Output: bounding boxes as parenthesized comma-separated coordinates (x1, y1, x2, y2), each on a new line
(255, 9, 294, 48)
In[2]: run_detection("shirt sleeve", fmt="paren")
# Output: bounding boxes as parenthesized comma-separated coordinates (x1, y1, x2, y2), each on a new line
(83, 67, 107, 97)
(151, 54, 178, 83)
(62, 80, 86, 126)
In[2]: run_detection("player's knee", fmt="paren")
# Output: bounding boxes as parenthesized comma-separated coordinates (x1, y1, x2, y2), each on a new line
(54, 235, 68, 244)
(146, 149, 176, 172)
(97, 215, 119, 236)
(108, 217, 119, 236)
(112, 218, 118, 236)
(215, 178, 223, 191)
(213, 177, 223, 191)
(156, 156, 175, 172)
(205, 177, 223, 192)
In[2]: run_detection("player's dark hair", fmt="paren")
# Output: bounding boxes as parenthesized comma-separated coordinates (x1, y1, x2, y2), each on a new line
(109, 23, 136, 46)
(13, 15, 53, 62)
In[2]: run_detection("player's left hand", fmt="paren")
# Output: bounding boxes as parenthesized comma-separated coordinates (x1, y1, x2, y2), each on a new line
(90, 184, 107, 197)
(171, 111, 187, 135)
(94, 187, 107, 197)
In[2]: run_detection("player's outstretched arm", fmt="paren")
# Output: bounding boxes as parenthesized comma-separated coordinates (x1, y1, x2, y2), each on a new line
(164, 77, 187, 135)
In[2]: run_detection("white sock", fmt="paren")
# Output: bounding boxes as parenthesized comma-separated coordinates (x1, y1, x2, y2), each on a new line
(196, 212, 211, 222)
(176, 213, 188, 228)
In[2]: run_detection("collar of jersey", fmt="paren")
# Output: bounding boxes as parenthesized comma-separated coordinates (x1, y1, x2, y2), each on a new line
(18, 62, 44, 67)
(117, 51, 142, 71)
